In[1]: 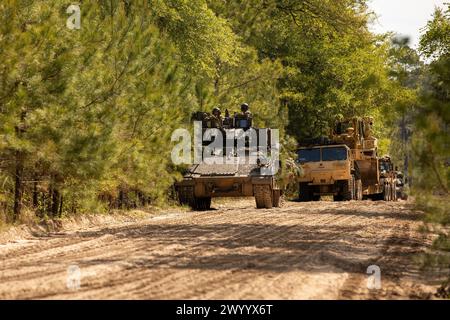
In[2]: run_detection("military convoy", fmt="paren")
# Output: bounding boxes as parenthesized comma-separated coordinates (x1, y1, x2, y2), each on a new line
(297, 117, 398, 202)
(175, 106, 282, 210)
(175, 108, 401, 209)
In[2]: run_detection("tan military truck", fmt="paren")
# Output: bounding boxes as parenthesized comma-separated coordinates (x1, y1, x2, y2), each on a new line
(175, 111, 282, 210)
(331, 117, 397, 201)
(297, 144, 363, 201)
(373, 156, 398, 201)
(297, 117, 397, 202)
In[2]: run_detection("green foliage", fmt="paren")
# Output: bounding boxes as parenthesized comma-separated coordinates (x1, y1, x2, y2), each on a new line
(411, 4, 450, 291)
(0, 1, 205, 215)
(413, 4, 450, 196)
(0, 0, 438, 222)
(207, 0, 400, 140)
(154, 0, 241, 75)
(379, 37, 423, 166)
(420, 6, 450, 59)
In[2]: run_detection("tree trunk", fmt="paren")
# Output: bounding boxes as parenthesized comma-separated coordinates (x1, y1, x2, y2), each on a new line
(118, 189, 124, 209)
(32, 179, 38, 208)
(138, 191, 145, 207)
(71, 198, 77, 214)
(51, 188, 60, 217)
(41, 192, 46, 216)
(13, 110, 27, 222)
(13, 151, 24, 222)
(59, 195, 63, 217)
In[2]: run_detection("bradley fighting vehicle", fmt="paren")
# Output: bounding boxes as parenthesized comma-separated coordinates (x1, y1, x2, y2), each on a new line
(175, 110, 282, 210)
(297, 117, 397, 201)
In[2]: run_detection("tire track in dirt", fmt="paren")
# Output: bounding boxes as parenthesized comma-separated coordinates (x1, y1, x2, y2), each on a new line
(0, 199, 437, 299)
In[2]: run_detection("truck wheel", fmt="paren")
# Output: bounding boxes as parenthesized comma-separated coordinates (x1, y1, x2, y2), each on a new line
(272, 189, 281, 207)
(383, 184, 390, 201)
(178, 186, 194, 206)
(371, 192, 383, 201)
(392, 183, 397, 201)
(254, 185, 273, 209)
(299, 183, 312, 202)
(342, 176, 355, 201)
(192, 197, 211, 211)
(355, 179, 363, 200)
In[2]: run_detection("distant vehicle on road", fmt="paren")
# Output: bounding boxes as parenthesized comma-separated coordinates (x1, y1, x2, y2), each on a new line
(297, 117, 397, 202)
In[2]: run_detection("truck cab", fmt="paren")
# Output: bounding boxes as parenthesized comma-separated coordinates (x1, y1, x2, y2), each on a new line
(297, 144, 362, 201)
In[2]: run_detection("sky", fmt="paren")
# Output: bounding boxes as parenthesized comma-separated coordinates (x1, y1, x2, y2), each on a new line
(368, 0, 448, 48)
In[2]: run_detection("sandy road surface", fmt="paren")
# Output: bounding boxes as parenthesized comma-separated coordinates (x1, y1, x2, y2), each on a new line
(0, 200, 438, 299)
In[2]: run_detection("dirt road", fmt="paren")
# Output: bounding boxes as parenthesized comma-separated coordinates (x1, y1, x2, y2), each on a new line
(0, 199, 438, 299)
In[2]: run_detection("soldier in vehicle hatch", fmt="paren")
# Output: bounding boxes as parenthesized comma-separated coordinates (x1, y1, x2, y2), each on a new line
(210, 107, 223, 129)
(240, 103, 252, 118)
(234, 103, 253, 129)
(222, 109, 233, 129)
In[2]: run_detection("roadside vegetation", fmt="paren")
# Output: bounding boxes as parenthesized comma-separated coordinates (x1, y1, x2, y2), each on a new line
(0, 0, 448, 260)
(0, 0, 404, 221)
(413, 5, 450, 297)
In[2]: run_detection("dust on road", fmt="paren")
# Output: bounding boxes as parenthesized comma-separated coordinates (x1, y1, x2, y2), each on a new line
(0, 199, 438, 299)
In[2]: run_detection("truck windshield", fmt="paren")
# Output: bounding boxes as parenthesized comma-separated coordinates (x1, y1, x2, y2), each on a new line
(380, 162, 390, 172)
(322, 147, 347, 161)
(298, 148, 320, 163)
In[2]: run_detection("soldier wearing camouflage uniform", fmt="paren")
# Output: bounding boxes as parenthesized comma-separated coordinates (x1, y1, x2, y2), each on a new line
(210, 107, 223, 129)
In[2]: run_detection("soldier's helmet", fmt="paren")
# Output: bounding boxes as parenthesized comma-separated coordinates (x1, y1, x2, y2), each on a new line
(240, 103, 249, 112)
(212, 107, 221, 115)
